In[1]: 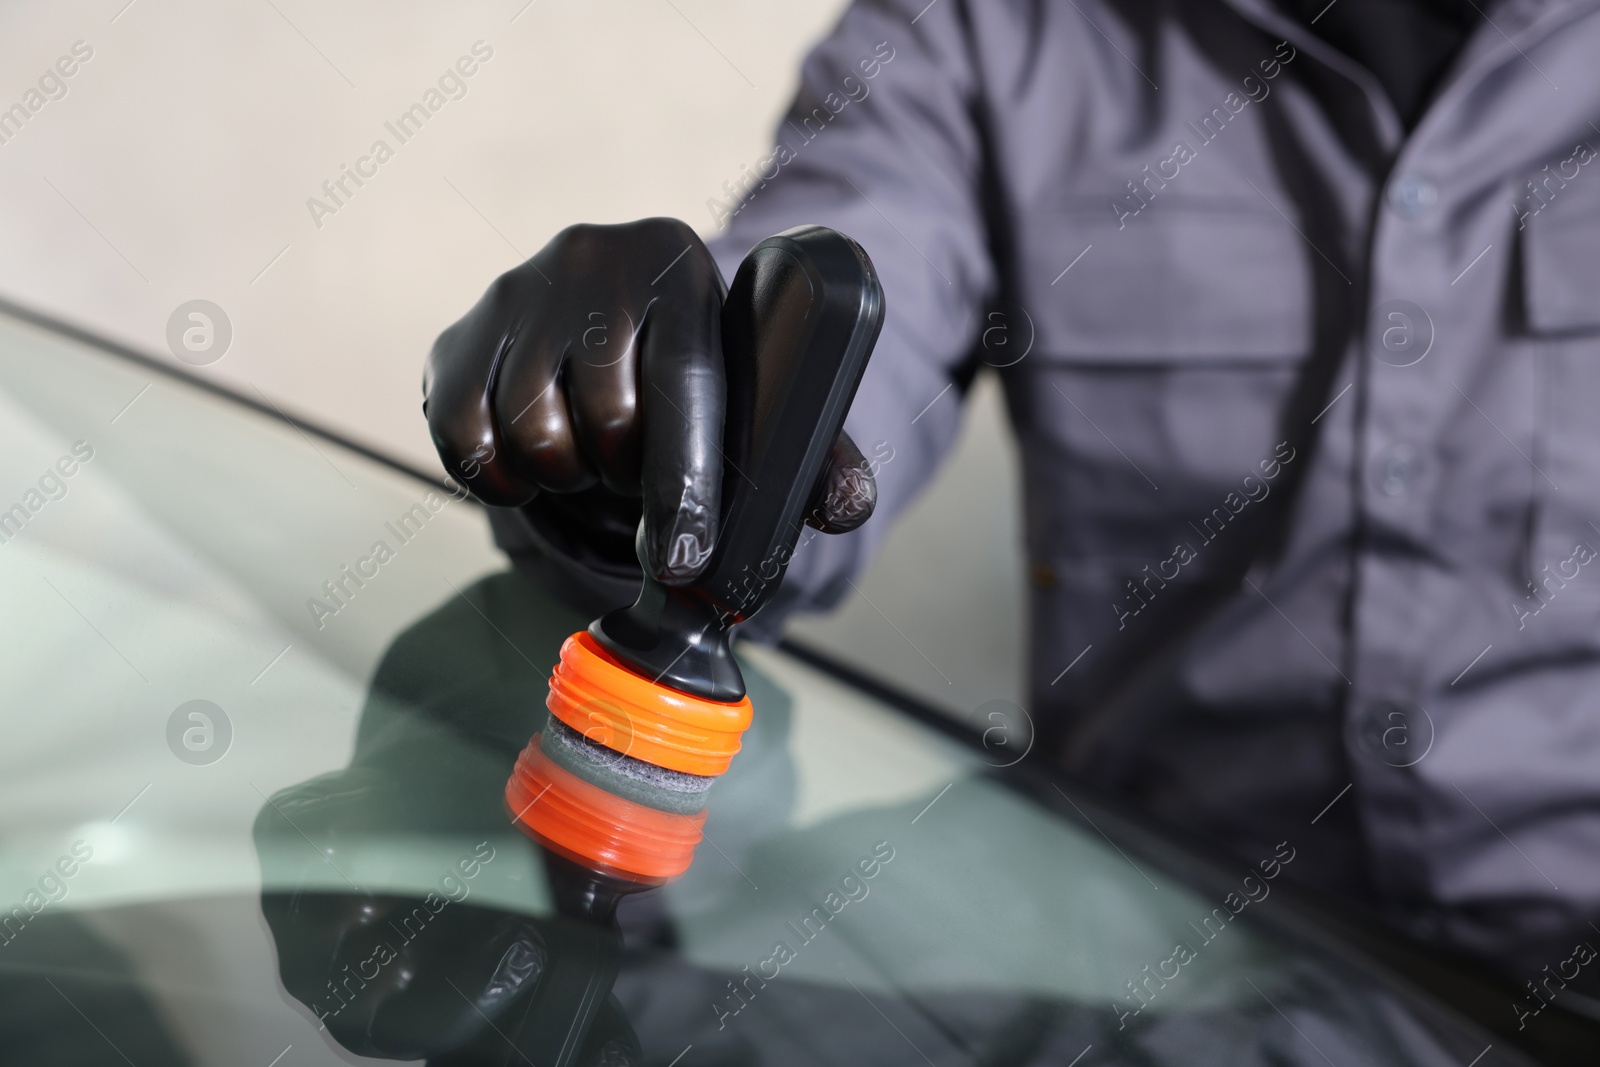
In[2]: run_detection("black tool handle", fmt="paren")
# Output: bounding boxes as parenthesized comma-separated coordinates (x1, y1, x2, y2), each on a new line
(592, 226, 885, 700)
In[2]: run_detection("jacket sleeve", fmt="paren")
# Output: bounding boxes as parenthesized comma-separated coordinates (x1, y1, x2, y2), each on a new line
(708, 0, 994, 638)
(490, 0, 994, 632)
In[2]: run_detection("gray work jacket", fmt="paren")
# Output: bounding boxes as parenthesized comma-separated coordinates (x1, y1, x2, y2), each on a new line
(505, 0, 1600, 977)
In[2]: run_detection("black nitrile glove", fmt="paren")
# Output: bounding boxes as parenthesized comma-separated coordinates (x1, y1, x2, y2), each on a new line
(424, 218, 875, 586)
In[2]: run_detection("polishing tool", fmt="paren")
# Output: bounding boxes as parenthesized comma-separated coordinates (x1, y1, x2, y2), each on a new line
(507, 225, 885, 881)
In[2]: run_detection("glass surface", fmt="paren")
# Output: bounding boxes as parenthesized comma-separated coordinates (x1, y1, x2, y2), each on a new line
(0, 309, 1547, 1066)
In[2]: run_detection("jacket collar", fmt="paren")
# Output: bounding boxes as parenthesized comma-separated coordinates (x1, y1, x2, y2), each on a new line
(1211, 0, 1599, 151)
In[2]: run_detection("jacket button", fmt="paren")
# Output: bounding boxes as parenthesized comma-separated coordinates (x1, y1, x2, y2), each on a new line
(1374, 444, 1423, 497)
(1388, 175, 1438, 218)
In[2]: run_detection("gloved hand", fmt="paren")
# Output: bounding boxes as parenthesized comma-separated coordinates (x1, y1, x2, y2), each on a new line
(424, 217, 876, 585)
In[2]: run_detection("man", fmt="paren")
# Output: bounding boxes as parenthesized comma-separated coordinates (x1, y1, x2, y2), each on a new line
(425, 0, 1600, 980)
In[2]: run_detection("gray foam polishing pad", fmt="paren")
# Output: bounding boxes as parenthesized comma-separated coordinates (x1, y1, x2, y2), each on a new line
(539, 714, 715, 816)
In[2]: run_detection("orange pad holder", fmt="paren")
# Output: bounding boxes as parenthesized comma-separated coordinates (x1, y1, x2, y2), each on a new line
(505, 734, 707, 884)
(545, 630, 753, 777)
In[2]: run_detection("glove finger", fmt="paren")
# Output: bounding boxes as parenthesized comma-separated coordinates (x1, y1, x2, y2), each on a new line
(566, 300, 644, 495)
(493, 326, 600, 495)
(804, 430, 877, 534)
(639, 238, 726, 585)
(423, 272, 544, 506)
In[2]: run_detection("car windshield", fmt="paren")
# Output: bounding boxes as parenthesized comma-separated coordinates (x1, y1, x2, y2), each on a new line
(0, 305, 1569, 1067)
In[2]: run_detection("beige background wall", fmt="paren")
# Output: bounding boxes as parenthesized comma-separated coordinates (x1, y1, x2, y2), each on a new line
(0, 0, 1025, 721)
(0, 0, 851, 468)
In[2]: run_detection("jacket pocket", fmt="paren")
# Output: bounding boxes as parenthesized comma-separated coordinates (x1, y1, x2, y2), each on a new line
(1521, 195, 1600, 609)
(1523, 195, 1600, 334)
(1018, 205, 1315, 365)
(1004, 207, 1315, 659)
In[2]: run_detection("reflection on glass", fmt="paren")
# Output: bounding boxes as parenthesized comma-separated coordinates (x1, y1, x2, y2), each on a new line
(255, 572, 658, 1065)
(253, 570, 1520, 1067)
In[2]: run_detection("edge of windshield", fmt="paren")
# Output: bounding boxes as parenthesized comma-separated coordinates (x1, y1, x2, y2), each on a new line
(0, 293, 459, 497)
